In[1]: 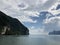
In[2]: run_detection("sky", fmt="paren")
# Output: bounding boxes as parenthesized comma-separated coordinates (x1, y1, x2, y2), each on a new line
(0, 0, 60, 35)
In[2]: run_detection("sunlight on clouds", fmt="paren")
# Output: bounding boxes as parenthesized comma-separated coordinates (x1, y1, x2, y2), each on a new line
(13, 15, 37, 23)
(3, 0, 29, 10)
(35, 0, 48, 5)
(48, 1, 60, 15)
(24, 11, 40, 17)
(29, 29, 48, 35)
(29, 26, 48, 35)
(42, 1, 60, 32)
(43, 16, 60, 32)
(0, 0, 41, 23)
(49, 10, 60, 15)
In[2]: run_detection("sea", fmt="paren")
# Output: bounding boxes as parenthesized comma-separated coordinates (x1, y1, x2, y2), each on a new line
(0, 35, 60, 45)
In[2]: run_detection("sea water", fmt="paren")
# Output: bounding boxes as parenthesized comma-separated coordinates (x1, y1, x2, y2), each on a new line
(0, 35, 60, 45)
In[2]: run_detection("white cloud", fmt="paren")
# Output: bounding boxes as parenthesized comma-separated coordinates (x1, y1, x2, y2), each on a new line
(48, 1, 60, 15)
(43, 16, 60, 32)
(0, 0, 58, 24)
(24, 11, 39, 17)
(30, 30, 48, 35)
(16, 15, 37, 23)
(0, 0, 48, 11)
(0, 0, 42, 23)
(43, 1, 60, 32)
(29, 26, 48, 35)
(49, 10, 60, 15)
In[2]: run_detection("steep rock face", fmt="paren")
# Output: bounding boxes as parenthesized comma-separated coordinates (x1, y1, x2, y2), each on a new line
(0, 11, 29, 35)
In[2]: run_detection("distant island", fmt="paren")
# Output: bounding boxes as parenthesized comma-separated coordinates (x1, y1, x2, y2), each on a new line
(49, 30, 60, 35)
(0, 11, 29, 35)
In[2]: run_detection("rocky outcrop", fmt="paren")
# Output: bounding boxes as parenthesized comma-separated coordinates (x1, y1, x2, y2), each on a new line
(0, 11, 29, 35)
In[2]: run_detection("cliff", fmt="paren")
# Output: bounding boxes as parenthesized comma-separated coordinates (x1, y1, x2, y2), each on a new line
(0, 11, 29, 35)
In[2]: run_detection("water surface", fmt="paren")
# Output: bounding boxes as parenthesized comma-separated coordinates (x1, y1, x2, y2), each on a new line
(0, 35, 60, 45)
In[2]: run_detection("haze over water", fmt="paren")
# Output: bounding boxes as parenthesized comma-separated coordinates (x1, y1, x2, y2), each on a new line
(0, 35, 60, 45)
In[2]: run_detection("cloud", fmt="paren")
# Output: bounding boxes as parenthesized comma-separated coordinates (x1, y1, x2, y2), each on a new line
(43, 15, 60, 32)
(0, 0, 42, 23)
(29, 26, 48, 35)
(43, 1, 60, 32)
(16, 15, 37, 23)
(29, 30, 48, 35)
(48, 1, 60, 15)
(0, 0, 58, 24)
(37, 0, 58, 11)
(24, 11, 39, 17)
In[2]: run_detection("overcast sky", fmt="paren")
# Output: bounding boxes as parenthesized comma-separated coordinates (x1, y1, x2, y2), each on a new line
(0, 0, 60, 35)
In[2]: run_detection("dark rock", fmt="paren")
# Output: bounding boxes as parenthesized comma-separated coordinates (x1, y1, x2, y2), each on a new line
(0, 11, 29, 35)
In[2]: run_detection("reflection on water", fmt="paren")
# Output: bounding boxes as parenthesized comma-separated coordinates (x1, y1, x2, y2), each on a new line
(0, 35, 60, 45)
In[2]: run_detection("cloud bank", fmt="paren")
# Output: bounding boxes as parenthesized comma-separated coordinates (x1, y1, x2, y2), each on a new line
(43, 2, 60, 32)
(0, 0, 60, 35)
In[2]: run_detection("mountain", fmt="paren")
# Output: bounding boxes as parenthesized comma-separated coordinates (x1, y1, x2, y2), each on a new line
(0, 11, 29, 35)
(49, 30, 60, 35)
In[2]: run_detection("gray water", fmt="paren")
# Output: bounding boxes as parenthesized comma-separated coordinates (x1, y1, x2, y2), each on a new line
(0, 35, 60, 45)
